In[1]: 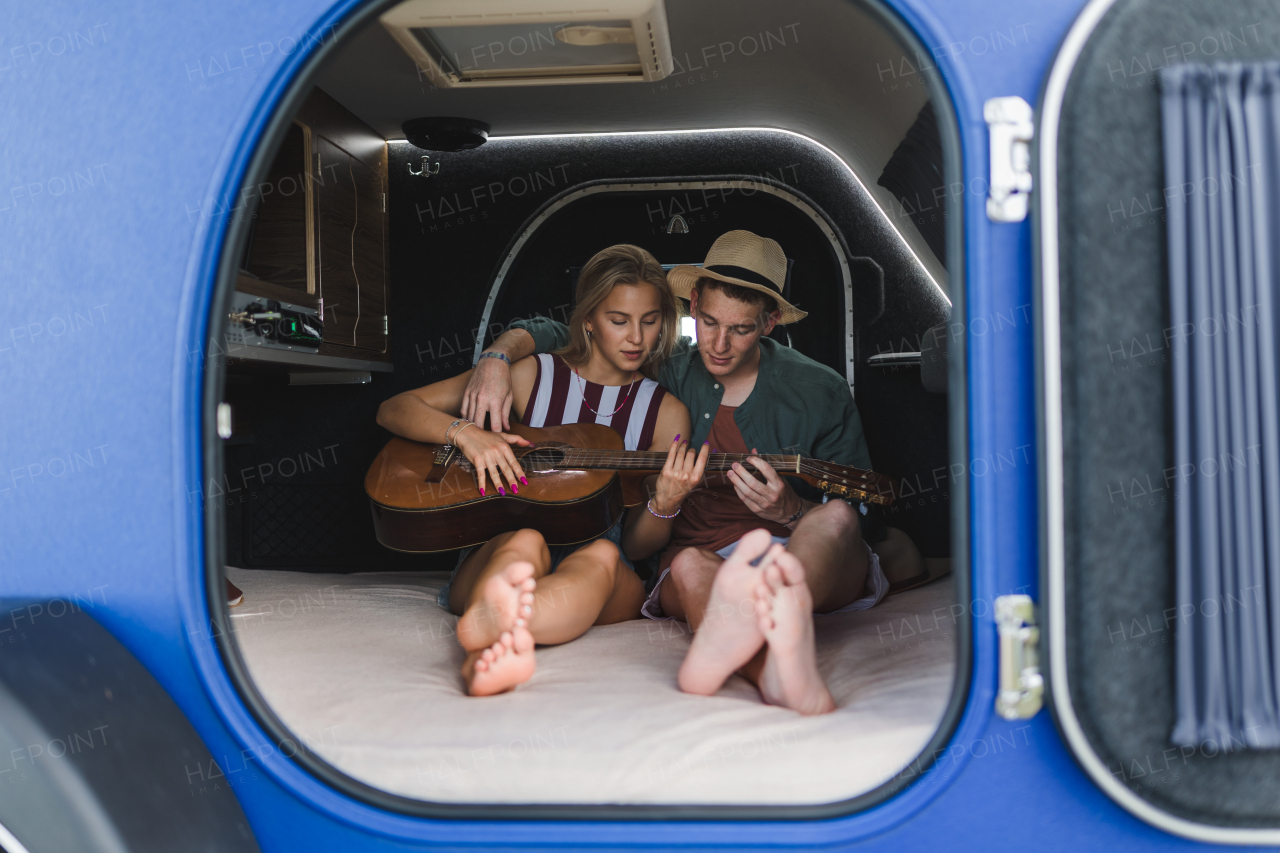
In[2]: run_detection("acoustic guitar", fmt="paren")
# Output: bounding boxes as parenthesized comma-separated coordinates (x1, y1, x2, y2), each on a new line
(365, 422, 895, 552)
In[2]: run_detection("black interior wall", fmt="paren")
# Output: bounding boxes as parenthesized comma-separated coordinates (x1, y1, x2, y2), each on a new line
(1055, 0, 1280, 827)
(877, 101, 946, 268)
(225, 121, 952, 571)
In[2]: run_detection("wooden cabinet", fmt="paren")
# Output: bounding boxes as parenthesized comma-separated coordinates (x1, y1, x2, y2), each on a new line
(243, 87, 389, 362)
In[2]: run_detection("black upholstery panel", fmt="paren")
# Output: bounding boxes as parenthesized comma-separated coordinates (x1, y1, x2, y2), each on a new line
(1053, 0, 1280, 826)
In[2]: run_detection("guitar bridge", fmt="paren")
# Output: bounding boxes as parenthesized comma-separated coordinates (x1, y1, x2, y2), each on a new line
(425, 444, 460, 484)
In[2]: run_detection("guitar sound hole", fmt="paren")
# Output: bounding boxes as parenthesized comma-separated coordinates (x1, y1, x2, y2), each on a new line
(522, 447, 566, 472)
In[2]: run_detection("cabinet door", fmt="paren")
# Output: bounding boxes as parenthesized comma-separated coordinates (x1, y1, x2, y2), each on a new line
(350, 153, 387, 353)
(244, 122, 312, 293)
(314, 134, 387, 353)
(315, 135, 359, 348)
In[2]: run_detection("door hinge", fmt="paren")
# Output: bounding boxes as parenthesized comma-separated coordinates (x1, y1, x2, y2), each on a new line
(995, 594, 1043, 720)
(383, 315, 389, 336)
(984, 96, 1034, 222)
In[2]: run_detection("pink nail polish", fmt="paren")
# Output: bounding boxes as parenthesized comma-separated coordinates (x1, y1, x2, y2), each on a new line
(521, 477, 528, 485)
(512, 484, 519, 494)
(479, 488, 485, 496)
(498, 487, 505, 496)
(674, 434, 681, 442)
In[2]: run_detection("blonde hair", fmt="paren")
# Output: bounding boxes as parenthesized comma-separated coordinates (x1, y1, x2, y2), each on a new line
(554, 244, 679, 380)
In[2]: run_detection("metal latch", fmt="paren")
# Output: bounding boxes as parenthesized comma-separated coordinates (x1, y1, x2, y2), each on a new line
(984, 97, 1034, 222)
(995, 594, 1042, 719)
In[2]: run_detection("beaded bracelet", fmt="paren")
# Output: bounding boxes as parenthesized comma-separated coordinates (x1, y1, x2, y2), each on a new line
(647, 498, 681, 519)
(478, 351, 511, 365)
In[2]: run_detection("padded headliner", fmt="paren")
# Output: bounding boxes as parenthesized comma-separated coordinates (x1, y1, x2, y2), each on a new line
(227, 566, 955, 806)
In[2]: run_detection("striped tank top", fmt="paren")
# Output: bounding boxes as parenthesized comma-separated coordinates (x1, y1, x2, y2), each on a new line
(522, 353, 668, 451)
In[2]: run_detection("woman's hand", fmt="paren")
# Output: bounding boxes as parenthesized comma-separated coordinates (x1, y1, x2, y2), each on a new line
(650, 435, 710, 515)
(455, 427, 533, 497)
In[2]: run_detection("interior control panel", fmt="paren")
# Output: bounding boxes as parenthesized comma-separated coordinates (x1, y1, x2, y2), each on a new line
(226, 291, 323, 353)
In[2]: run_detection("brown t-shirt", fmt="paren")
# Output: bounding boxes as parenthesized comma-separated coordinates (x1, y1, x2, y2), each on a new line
(659, 405, 793, 571)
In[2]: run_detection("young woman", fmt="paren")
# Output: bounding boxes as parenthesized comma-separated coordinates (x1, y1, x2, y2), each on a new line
(376, 245, 710, 695)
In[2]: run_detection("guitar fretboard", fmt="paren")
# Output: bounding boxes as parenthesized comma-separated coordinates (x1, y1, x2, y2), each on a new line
(448, 445, 890, 502)
(540, 449, 802, 473)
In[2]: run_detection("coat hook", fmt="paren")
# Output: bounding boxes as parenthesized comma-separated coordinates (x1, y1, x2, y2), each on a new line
(408, 155, 441, 178)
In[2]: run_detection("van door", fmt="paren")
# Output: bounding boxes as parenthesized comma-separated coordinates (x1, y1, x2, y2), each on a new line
(1038, 0, 1280, 841)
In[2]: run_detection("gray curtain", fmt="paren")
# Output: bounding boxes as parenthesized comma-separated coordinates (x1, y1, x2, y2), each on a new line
(1162, 62, 1280, 750)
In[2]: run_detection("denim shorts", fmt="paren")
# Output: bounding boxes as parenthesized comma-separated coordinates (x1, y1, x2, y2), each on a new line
(436, 518, 634, 609)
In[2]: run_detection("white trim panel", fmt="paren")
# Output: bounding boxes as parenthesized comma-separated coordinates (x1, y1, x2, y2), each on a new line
(471, 177, 860, 398)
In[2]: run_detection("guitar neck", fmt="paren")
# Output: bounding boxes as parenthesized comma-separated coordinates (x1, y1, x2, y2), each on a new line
(449, 443, 893, 505)
(553, 449, 804, 475)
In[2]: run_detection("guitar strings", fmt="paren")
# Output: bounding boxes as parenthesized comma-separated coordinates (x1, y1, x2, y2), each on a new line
(515, 449, 882, 486)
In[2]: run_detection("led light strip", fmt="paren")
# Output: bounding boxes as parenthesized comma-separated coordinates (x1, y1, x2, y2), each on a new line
(391, 126, 949, 302)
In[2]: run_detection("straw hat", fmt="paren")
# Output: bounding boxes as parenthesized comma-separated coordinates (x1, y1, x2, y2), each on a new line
(667, 230, 808, 324)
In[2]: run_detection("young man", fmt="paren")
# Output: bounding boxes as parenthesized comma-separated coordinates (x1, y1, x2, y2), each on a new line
(463, 230, 897, 715)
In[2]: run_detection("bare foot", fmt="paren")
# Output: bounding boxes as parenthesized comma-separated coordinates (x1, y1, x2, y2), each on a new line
(677, 529, 776, 696)
(456, 561, 536, 652)
(753, 553, 835, 715)
(463, 627, 536, 696)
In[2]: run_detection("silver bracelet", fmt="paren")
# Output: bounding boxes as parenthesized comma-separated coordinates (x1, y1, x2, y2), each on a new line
(647, 498, 681, 520)
(479, 351, 511, 365)
(445, 419, 473, 445)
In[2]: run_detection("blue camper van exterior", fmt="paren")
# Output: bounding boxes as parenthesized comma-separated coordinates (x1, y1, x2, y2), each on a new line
(1, 0, 1267, 849)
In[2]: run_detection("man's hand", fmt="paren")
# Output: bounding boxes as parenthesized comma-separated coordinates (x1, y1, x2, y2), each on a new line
(461, 329, 535, 432)
(461, 356, 514, 432)
(726, 449, 808, 527)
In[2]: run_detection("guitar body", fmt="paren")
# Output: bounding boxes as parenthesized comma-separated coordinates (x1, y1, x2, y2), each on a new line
(366, 422, 648, 552)
(365, 421, 894, 553)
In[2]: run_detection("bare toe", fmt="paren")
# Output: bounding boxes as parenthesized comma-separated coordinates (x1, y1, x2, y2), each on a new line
(762, 564, 785, 593)
(467, 626, 537, 697)
(773, 549, 807, 586)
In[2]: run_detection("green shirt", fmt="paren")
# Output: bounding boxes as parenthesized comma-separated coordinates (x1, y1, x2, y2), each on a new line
(511, 317, 873, 472)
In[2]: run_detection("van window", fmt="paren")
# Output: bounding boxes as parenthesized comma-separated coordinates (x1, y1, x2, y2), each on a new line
(206, 0, 967, 818)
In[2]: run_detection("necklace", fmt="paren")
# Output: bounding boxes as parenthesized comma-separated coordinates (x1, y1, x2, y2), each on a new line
(572, 367, 638, 417)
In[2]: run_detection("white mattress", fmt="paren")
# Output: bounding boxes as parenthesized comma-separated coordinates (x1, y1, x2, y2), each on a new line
(227, 566, 956, 805)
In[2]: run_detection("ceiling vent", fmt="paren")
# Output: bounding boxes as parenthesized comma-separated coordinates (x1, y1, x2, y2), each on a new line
(380, 0, 673, 88)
